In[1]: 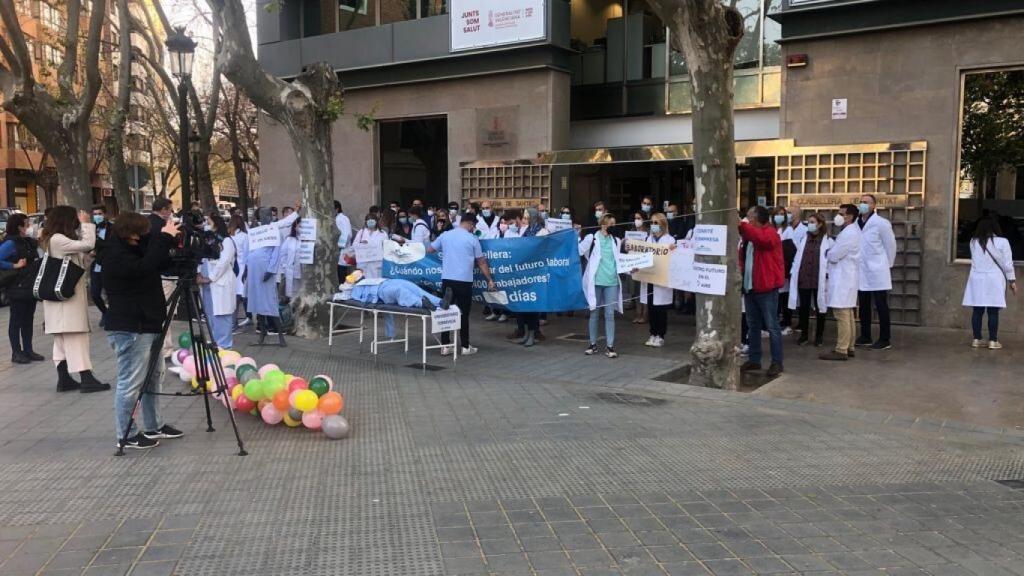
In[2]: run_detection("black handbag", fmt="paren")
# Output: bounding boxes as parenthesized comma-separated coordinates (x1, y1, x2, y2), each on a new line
(32, 252, 85, 302)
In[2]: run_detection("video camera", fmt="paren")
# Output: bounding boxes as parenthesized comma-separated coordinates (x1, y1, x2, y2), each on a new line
(169, 209, 221, 271)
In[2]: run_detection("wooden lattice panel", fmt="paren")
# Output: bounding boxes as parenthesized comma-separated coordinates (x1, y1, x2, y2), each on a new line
(460, 164, 551, 209)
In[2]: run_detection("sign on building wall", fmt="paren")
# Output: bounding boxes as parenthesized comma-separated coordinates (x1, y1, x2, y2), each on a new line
(450, 0, 546, 52)
(476, 106, 519, 160)
(831, 98, 848, 120)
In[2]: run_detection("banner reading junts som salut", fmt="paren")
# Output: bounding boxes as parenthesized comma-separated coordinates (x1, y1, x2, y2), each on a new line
(382, 231, 588, 312)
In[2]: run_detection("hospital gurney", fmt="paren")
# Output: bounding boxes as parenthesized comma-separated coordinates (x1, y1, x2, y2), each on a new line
(327, 299, 459, 365)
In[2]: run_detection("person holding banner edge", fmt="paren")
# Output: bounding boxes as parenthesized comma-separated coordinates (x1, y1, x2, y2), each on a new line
(640, 213, 676, 348)
(428, 214, 497, 356)
(579, 213, 623, 358)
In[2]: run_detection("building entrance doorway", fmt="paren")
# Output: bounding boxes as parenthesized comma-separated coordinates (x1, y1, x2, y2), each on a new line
(378, 117, 448, 210)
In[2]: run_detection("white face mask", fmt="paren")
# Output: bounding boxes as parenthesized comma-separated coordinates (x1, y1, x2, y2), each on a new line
(833, 214, 845, 227)
(634, 219, 643, 229)
(427, 210, 435, 217)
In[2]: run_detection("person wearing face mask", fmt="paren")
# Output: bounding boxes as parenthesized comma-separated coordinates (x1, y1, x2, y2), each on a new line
(277, 217, 303, 301)
(475, 201, 500, 239)
(591, 201, 606, 229)
(819, 205, 862, 361)
(388, 200, 401, 214)
(147, 198, 178, 359)
(639, 213, 675, 347)
(245, 203, 300, 347)
(773, 207, 797, 334)
(0, 213, 42, 364)
(41, 206, 111, 392)
(396, 210, 412, 239)
(196, 212, 237, 349)
(432, 210, 453, 240)
(578, 213, 623, 358)
(787, 212, 832, 347)
(738, 205, 785, 377)
(88, 205, 111, 327)
(424, 204, 436, 229)
(535, 203, 549, 222)
(559, 206, 573, 223)
(334, 200, 353, 286)
(499, 213, 520, 238)
(508, 209, 549, 346)
(408, 206, 432, 249)
(354, 213, 388, 279)
(227, 215, 251, 329)
(855, 194, 897, 350)
(447, 202, 460, 222)
(629, 211, 648, 324)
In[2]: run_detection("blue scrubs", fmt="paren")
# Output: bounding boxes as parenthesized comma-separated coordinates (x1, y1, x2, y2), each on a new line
(201, 261, 234, 349)
(351, 279, 441, 337)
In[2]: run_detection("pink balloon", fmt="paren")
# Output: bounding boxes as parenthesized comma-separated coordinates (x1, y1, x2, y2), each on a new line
(174, 349, 190, 365)
(301, 410, 323, 430)
(258, 364, 280, 379)
(225, 375, 238, 389)
(287, 378, 308, 393)
(288, 390, 301, 409)
(261, 404, 283, 425)
(182, 356, 196, 377)
(236, 357, 256, 369)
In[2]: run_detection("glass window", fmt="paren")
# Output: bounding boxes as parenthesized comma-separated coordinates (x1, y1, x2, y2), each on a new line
(420, 0, 446, 17)
(732, 0, 760, 70)
(380, 0, 417, 24)
(955, 68, 1024, 261)
(339, 0, 376, 31)
(762, 0, 781, 67)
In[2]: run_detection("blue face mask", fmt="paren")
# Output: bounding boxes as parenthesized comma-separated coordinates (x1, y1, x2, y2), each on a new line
(666, 212, 675, 220)
(650, 224, 662, 235)
(773, 215, 785, 225)
(508, 224, 519, 233)
(807, 222, 818, 234)
(399, 217, 409, 224)
(786, 213, 793, 223)
(482, 209, 492, 218)
(858, 202, 870, 215)
(641, 204, 652, 213)
(539, 211, 548, 219)
(92, 215, 104, 225)
(366, 219, 377, 229)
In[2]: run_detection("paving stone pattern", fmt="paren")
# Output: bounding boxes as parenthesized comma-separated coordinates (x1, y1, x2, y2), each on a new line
(0, 310, 1022, 575)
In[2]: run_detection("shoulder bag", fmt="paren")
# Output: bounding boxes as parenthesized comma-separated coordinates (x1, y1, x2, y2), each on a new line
(32, 251, 85, 302)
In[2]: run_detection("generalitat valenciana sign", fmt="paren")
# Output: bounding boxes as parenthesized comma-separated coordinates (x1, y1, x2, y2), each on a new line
(450, 0, 546, 52)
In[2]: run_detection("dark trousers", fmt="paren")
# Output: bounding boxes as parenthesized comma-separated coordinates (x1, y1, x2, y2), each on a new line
(440, 279, 472, 348)
(8, 298, 36, 354)
(518, 313, 540, 332)
(971, 307, 1000, 341)
(797, 288, 826, 342)
(741, 313, 749, 345)
(90, 270, 107, 316)
(778, 293, 793, 327)
(858, 290, 891, 343)
(647, 289, 669, 338)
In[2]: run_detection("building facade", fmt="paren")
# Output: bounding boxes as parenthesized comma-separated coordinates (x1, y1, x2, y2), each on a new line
(257, 0, 1024, 331)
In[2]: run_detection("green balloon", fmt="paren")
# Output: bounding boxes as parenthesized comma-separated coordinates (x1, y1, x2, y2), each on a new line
(236, 364, 256, 378)
(239, 370, 257, 384)
(309, 377, 330, 397)
(243, 379, 264, 402)
(265, 370, 285, 386)
(265, 379, 286, 397)
(178, 332, 192, 349)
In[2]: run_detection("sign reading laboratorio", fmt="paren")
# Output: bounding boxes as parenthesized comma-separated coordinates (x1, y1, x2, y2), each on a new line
(431, 307, 462, 334)
(247, 224, 280, 250)
(450, 0, 546, 52)
(691, 224, 727, 256)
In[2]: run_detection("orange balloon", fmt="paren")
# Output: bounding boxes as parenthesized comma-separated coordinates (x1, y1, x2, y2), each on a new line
(318, 391, 344, 415)
(272, 389, 290, 412)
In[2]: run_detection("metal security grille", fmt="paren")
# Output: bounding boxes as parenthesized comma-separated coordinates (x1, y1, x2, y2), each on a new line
(460, 163, 551, 209)
(775, 143, 927, 325)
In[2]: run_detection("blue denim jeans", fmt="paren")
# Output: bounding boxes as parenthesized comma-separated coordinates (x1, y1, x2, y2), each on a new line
(744, 290, 783, 366)
(971, 306, 1000, 340)
(588, 284, 618, 348)
(109, 332, 163, 441)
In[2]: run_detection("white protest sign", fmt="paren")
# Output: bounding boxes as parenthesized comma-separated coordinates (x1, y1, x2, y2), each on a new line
(298, 241, 315, 265)
(297, 218, 317, 242)
(383, 240, 425, 265)
(482, 290, 509, 306)
(353, 241, 384, 263)
(545, 218, 573, 234)
(431, 306, 462, 334)
(691, 263, 728, 296)
(668, 241, 696, 291)
(624, 231, 647, 242)
(691, 224, 728, 256)
(615, 252, 654, 275)
(247, 224, 280, 250)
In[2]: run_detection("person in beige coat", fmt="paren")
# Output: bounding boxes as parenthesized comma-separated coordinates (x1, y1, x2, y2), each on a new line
(40, 206, 110, 393)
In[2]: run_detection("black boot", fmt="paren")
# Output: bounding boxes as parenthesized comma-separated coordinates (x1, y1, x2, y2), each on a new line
(256, 316, 267, 345)
(79, 370, 111, 393)
(270, 318, 286, 347)
(56, 361, 80, 392)
(421, 296, 437, 311)
(441, 288, 454, 310)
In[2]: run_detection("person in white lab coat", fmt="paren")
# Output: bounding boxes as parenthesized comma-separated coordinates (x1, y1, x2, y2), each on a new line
(278, 218, 302, 300)
(787, 212, 832, 347)
(408, 206, 432, 248)
(228, 215, 249, 328)
(639, 213, 675, 347)
(353, 214, 387, 279)
(578, 213, 623, 358)
(335, 200, 352, 285)
(855, 194, 897, 350)
(820, 205, 862, 361)
(773, 206, 796, 333)
(962, 217, 1017, 349)
(198, 212, 237, 349)
(475, 201, 501, 239)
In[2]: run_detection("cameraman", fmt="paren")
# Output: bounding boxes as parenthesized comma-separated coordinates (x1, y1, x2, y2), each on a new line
(103, 212, 184, 450)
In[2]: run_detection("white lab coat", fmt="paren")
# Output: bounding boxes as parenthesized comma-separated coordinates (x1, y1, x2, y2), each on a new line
(410, 218, 431, 248)
(475, 214, 501, 239)
(232, 230, 248, 297)
(335, 212, 353, 265)
(777, 227, 791, 293)
(826, 224, 862, 309)
(278, 236, 302, 298)
(353, 228, 387, 279)
(962, 237, 1016, 308)
(639, 233, 674, 306)
(788, 222, 808, 249)
(788, 233, 833, 313)
(578, 232, 624, 313)
(857, 213, 897, 291)
(202, 236, 237, 317)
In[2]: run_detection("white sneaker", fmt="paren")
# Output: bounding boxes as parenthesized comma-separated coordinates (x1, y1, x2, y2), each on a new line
(971, 339, 984, 348)
(650, 337, 664, 348)
(485, 313, 498, 321)
(440, 346, 453, 356)
(237, 318, 251, 327)
(461, 346, 478, 355)
(761, 330, 770, 339)
(497, 314, 508, 323)
(740, 344, 750, 356)
(781, 327, 793, 336)
(989, 341, 1002, 350)
(644, 336, 655, 347)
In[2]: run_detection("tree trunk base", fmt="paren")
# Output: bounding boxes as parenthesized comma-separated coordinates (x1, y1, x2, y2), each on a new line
(688, 332, 739, 390)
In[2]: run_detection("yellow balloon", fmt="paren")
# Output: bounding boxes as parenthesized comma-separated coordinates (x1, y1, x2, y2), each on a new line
(230, 384, 244, 401)
(191, 377, 200, 390)
(217, 350, 228, 358)
(206, 380, 217, 393)
(294, 390, 318, 412)
(283, 413, 302, 427)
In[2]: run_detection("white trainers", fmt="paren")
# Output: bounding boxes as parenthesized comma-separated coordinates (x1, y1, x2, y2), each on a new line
(650, 336, 664, 348)
(461, 346, 479, 355)
(989, 341, 1003, 350)
(440, 346, 453, 356)
(781, 327, 793, 336)
(644, 336, 655, 347)
(497, 314, 508, 323)
(971, 339, 984, 348)
(740, 344, 750, 356)
(484, 313, 498, 321)
(761, 330, 770, 339)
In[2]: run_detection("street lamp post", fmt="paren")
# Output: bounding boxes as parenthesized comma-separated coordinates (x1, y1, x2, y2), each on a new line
(189, 129, 201, 210)
(165, 27, 196, 211)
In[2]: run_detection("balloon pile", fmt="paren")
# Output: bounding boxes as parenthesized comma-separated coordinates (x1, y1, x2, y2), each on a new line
(167, 332, 351, 439)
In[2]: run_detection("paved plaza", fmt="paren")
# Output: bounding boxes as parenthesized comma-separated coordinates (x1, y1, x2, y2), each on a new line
(0, 307, 1022, 576)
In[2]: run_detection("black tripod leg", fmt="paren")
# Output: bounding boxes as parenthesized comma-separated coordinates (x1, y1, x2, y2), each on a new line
(117, 283, 185, 456)
(185, 286, 216, 433)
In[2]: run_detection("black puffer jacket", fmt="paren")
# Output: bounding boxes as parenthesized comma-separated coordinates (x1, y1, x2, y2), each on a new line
(102, 231, 175, 333)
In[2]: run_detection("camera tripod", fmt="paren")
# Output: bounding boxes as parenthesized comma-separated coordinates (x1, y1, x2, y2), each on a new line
(115, 270, 248, 457)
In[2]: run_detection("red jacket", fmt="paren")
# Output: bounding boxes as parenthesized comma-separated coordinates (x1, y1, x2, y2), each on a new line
(738, 222, 785, 293)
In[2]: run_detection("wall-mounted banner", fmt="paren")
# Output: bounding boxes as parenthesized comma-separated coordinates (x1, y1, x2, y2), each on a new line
(383, 231, 587, 312)
(247, 224, 281, 250)
(450, 0, 546, 52)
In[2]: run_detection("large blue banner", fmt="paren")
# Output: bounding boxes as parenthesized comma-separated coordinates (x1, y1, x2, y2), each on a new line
(383, 231, 588, 312)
